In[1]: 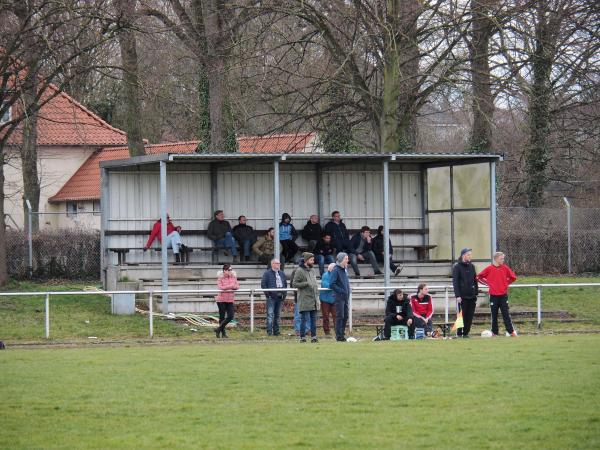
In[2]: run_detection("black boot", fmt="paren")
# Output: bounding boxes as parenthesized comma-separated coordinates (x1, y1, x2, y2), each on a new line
(214, 327, 221, 338)
(221, 328, 228, 338)
(175, 253, 181, 264)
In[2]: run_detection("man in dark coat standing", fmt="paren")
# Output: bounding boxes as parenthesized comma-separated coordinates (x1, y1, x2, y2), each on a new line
(452, 248, 479, 338)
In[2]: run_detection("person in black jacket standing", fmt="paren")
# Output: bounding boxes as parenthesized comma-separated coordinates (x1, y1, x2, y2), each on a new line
(452, 248, 479, 338)
(383, 289, 414, 339)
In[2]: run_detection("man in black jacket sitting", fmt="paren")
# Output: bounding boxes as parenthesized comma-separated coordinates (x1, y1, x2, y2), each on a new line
(232, 215, 256, 261)
(301, 215, 323, 251)
(452, 248, 479, 338)
(383, 289, 414, 339)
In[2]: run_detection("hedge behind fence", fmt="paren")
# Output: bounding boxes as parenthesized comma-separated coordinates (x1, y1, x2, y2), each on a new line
(6, 229, 100, 280)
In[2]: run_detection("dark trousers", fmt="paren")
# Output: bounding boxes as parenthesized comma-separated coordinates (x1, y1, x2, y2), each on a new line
(281, 240, 298, 263)
(490, 294, 514, 335)
(413, 316, 433, 333)
(320, 301, 336, 334)
(299, 310, 317, 339)
(334, 297, 349, 340)
(457, 297, 477, 336)
(384, 316, 415, 339)
(217, 302, 235, 332)
(349, 251, 381, 275)
(375, 253, 398, 272)
(257, 253, 274, 266)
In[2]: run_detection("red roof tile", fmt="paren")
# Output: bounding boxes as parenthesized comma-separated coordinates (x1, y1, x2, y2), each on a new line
(49, 133, 316, 202)
(6, 84, 127, 146)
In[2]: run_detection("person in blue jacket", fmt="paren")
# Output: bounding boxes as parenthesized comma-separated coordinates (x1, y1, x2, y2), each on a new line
(279, 213, 299, 263)
(329, 252, 351, 342)
(260, 259, 287, 336)
(319, 262, 337, 336)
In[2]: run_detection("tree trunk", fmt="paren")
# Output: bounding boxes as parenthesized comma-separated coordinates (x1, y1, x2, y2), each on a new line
(116, 0, 145, 156)
(525, 2, 559, 206)
(0, 151, 8, 287)
(20, 71, 40, 233)
(380, 0, 420, 153)
(469, 0, 496, 153)
(201, 0, 237, 153)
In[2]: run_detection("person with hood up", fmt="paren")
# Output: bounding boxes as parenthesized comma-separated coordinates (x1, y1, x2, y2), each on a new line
(382, 289, 414, 340)
(292, 252, 320, 343)
(214, 264, 240, 338)
(279, 213, 299, 263)
(452, 248, 479, 338)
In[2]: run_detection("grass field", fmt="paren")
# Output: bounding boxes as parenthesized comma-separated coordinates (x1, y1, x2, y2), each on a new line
(1, 335, 599, 449)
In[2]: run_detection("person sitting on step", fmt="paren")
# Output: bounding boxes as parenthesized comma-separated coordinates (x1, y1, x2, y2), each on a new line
(382, 288, 414, 340)
(207, 210, 238, 262)
(144, 214, 189, 264)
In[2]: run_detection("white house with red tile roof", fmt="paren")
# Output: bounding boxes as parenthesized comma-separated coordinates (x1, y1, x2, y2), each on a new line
(1, 80, 320, 230)
(47, 133, 320, 229)
(3, 84, 128, 229)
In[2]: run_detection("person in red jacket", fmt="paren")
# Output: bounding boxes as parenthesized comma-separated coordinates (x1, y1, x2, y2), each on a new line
(477, 251, 518, 337)
(144, 215, 186, 263)
(214, 264, 240, 338)
(410, 283, 434, 335)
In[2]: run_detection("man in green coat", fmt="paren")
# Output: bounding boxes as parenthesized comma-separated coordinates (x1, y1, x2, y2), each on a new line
(293, 252, 320, 343)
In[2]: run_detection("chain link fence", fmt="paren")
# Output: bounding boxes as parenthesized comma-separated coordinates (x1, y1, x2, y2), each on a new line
(6, 229, 100, 280)
(497, 207, 600, 274)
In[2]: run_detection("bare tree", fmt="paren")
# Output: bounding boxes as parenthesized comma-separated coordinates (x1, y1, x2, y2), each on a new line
(115, 0, 146, 156)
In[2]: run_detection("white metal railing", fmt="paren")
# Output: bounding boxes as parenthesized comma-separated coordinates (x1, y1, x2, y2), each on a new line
(1, 283, 599, 339)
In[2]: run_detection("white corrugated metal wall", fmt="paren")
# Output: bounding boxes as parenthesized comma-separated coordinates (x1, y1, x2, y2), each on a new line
(105, 162, 423, 263)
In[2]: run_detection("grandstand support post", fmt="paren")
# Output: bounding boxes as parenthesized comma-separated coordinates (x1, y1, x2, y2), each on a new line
(250, 290, 255, 333)
(444, 287, 449, 324)
(45, 293, 50, 339)
(148, 291, 154, 338)
(26, 199, 33, 278)
(383, 159, 391, 299)
(537, 285, 542, 329)
(160, 161, 169, 313)
(273, 159, 280, 260)
(348, 288, 353, 333)
(563, 197, 572, 274)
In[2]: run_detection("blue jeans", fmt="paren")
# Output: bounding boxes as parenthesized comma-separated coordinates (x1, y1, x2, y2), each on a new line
(214, 232, 237, 256)
(294, 302, 311, 334)
(240, 237, 257, 257)
(266, 296, 283, 335)
(299, 310, 317, 339)
(315, 254, 335, 275)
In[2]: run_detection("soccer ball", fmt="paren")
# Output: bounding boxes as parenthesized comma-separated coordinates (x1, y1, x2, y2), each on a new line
(346, 337, 358, 342)
(481, 330, 493, 338)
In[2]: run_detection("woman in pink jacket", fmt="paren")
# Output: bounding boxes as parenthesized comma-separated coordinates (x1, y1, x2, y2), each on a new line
(214, 264, 240, 338)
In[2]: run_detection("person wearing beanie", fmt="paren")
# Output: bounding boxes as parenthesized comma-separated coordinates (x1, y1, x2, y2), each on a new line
(329, 252, 351, 341)
(292, 252, 320, 343)
(452, 248, 478, 338)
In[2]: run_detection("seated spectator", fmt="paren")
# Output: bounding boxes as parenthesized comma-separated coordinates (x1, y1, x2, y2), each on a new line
(279, 213, 299, 263)
(253, 228, 279, 266)
(348, 226, 382, 277)
(207, 210, 238, 262)
(324, 211, 352, 253)
(144, 214, 188, 264)
(313, 233, 336, 276)
(319, 263, 337, 336)
(383, 289, 414, 340)
(410, 283, 434, 335)
(232, 215, 256, 261)
(301, 215, 323, 251)
(373, 226, 403, 276)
